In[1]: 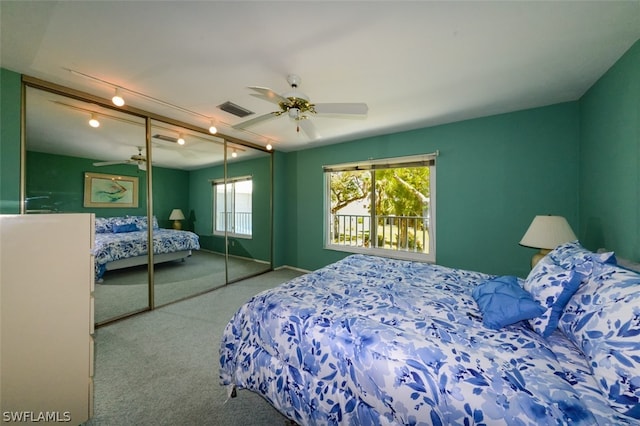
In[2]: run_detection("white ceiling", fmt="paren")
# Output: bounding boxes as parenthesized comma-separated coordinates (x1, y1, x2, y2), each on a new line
(2, 1, 640, 155)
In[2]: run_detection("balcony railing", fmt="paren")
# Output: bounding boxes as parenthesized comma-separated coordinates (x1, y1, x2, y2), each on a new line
(216, 211, 252, 235)
(330, 214, 429, 253)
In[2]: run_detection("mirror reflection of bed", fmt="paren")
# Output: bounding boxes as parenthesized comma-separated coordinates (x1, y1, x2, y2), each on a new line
(23, 83, 273, 326)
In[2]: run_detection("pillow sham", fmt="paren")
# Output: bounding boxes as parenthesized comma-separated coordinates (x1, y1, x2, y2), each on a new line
(127, 215, 160, 230)
(559, 262, 640, 419)
(472, 276, 545, 330)
(94, 215, 160, 233)
(549, 240, 616, 277)
(95, 216, 111, 233)
(523, 255, 583, 337)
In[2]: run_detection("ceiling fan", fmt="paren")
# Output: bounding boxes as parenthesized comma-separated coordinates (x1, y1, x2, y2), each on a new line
(93, 147, 147, 171)
(232, 74, 368, 139)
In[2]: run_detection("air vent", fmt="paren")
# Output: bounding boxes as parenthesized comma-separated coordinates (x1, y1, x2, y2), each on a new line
(217, 101, 254, 118)
(153, 134, 178, 143)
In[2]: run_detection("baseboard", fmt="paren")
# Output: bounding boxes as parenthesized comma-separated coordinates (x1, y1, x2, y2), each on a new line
(274, 265, 311, 274)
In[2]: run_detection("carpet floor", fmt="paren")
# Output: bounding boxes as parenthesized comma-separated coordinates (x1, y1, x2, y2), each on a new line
(84, 267, 304, 426)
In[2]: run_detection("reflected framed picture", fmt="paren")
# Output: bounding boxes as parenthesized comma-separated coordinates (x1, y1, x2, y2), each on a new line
(83, 172, 139, 208)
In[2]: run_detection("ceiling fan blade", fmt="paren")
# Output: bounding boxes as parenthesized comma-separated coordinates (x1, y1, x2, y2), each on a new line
(93, 160, 128, 167)
(138, 162, 147, 171)
(298, 119, 319, 140)
(232, 111, 280, 130)
(248, 86, 288, 105)
(314, 103, 368, 115)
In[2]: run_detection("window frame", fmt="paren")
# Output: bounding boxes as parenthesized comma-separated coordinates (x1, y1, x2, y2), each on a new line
(323, 153, 436, 263)
(212, 175, 253, 239)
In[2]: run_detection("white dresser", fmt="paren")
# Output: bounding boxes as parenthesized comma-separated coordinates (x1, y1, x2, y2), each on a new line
(0, 213, 95, 425)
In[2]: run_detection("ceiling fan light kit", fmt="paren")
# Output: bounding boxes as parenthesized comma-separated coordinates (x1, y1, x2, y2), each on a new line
(233, 74, 368, 140)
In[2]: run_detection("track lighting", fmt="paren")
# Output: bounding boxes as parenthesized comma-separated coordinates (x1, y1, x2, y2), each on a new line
(231, 149, 237, 158)
(88, 113, 100, 128)
(68, 68, 276, 143)
(266, 140, 273, 151)
(111, 88, 125, 107)
(177, 134, 185, 145)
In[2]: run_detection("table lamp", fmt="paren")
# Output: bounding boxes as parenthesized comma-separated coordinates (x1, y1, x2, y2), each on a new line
(169, 209, 185, 230)
(519, 215, 577, 268)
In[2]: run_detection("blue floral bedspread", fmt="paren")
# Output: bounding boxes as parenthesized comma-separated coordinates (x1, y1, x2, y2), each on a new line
(219, 254, 638, 425)
(94, 229, 200, 279)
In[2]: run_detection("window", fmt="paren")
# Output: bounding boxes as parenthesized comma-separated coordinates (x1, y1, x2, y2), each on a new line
(324, 154, 436, 262)
(212, 176, 252, 238)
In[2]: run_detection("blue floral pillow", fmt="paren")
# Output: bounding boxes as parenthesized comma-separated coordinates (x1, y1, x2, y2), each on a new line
(95, 215, 159, 233)
(549, 240, 616, 277)
(559, 262, 640, 419)
(94, 216, 111, 233)
(472, 276, 545, 330)
(523, 255, 584, 337)
(128, 215, 159, 230)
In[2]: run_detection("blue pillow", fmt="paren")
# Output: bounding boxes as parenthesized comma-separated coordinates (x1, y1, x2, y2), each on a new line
(472, 276, 545, 330)
(112, 223, 138, 233)
(523, 255, 584, 337)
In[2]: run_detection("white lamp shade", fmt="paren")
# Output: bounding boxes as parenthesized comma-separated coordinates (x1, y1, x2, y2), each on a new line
(169, 209, 185, 221)
(519, 215, 577, 250)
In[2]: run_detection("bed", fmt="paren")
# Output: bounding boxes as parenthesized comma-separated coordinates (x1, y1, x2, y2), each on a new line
(219, 241, 640, 425)
(93, 215, 200, 281)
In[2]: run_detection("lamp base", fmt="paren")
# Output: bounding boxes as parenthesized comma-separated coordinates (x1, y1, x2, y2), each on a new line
(172, 220, 182, 230)
(531, 249, 551, 268)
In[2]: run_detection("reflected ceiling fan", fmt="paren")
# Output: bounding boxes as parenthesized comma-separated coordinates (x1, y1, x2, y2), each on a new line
(232, 74, 368, 139)
(93, 147, 147, 171)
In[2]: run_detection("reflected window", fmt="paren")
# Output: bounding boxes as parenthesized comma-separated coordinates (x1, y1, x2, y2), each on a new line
(213, 176, 252, 238)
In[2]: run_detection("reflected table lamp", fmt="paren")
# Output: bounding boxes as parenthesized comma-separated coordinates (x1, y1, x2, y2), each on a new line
(169, 209, 185, 230)
(519, 215, 577, 268)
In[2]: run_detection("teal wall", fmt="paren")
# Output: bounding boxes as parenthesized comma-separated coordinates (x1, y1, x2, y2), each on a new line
(189, 155, 271, 262)
(25, 150, 189, 225)
(279, 102, 580, 277)
(0, 68, 21, 213)
(273, 150, 292, 268)
(579, 39, 640, 260)
(152, 166, 190, 229)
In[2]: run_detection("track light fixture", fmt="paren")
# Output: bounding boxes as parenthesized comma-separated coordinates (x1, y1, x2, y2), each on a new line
(67, 68, 275, 149)
(111, 88, 125, 107)
(88, 113, 100, 128)
(177, 134, 185, 145)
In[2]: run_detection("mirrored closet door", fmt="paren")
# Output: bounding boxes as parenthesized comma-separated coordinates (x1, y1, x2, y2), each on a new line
(24, 85, 150, 324)
(149, 119, 228, 307)
(222, 143, 272, 283)
(22, 79, 273, 326)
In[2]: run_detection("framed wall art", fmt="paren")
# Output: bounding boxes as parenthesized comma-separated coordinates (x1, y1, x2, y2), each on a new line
(83, 172, 139, 208)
